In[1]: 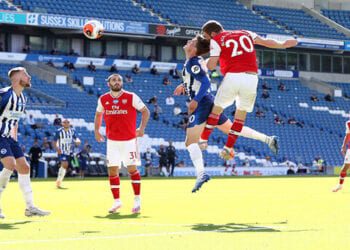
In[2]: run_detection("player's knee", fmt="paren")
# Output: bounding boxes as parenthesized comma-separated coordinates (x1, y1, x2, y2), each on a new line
(61, 161, 69, 169)
(17, 163, 30, 174)
(127, 166, 137, 173)
(212, 105, 223, 115)
(108, 167, 119, 177)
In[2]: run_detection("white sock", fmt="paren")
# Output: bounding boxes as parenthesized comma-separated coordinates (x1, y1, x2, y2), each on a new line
(18, 174, 34, 209)
(161, 167, 169, 177)
(0, 168, 13, 195)
(187, 143, 205, 178)
(240, 126, 269, 144)
(57, 167, 66, 182)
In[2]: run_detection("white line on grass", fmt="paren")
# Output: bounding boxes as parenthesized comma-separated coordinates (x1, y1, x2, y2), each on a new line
(5, 219, 194, 227)
(0, 226, 284, 245)
(0, 231, 202, 245)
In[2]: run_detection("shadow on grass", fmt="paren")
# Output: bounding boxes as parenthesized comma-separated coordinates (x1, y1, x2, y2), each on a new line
(191, 222, 281, 233)
(94, 213, 149, 220)
(0, 221, 32, 230)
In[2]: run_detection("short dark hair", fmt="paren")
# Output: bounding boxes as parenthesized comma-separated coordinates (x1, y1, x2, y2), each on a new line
(196, 35, 210, 56)
(201, 20, 223, 35)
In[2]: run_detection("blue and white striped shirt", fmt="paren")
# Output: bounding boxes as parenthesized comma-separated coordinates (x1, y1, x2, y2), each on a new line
(0, 87, 26, 138)
(54, 127, 77, 155)
(183, 56, 211, 102)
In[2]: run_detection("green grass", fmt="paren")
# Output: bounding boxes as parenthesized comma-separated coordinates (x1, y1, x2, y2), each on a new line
(0, 177, 349, 250)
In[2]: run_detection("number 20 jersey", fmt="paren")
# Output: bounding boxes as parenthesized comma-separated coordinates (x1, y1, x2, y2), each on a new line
(210, 30, 258, 75)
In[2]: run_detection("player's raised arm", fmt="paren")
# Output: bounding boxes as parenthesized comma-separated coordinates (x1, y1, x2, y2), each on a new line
(254, 35, 298, 49)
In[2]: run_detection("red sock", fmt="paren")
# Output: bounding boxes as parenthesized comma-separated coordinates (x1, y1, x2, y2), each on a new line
(201, 113, 220, 141)
(225, 119, 244, 148)
(340, 171, 347, 185)
(109, 176, 120, 199)
(130, 170, 141, 196)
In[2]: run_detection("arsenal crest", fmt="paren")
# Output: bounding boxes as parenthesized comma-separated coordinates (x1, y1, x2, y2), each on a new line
(122, 99, 127, 104)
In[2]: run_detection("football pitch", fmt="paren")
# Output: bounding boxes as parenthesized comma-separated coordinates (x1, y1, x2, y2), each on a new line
(0, 176, 349, 250)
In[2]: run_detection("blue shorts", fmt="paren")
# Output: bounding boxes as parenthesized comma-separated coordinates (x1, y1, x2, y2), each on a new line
(59, 154, 71, 162)
(188, 95, 228, 128)
(79, 160, 88, 171)
(0, 137, 24, 159)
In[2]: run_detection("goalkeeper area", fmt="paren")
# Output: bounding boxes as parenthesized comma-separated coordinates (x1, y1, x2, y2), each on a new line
(0, 177, 348, 250)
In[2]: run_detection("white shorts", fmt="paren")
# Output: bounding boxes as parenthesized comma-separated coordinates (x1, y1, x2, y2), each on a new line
(106, 138, 141, 167)
(345, 150, 350, 164)
(214, 73, 258, 112)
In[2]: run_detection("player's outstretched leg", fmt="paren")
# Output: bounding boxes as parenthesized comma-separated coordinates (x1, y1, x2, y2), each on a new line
(129, 168, 141, 214)
(333, 164, 349, 192)
(217, 121, 279, 155)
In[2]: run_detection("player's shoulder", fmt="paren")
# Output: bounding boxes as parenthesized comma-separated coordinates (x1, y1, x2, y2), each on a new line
(123, 90, 141, 100)
(55, 127, 64, 134)
(346, 120, 350, 128)
(186, 56, 205, 75)
(0, 87, 12, 96)
(99, 92, 111, 100)
(122, 90, 135, 96)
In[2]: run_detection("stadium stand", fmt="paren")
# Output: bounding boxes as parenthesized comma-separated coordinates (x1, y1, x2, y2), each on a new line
(322, 9, 350, 30)
(0, 0, 16, 10)
(12, 0, 164, 24)
(138, 0, 287, 35)
(254, 5, 347, 40)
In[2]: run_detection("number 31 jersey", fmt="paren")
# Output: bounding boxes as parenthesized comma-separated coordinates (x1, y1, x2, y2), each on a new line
(210, 30, 258, 75)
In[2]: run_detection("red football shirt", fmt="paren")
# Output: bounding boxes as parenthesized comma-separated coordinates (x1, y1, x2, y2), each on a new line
(210, 30, 258, 75)
(96, 90, 146, 141)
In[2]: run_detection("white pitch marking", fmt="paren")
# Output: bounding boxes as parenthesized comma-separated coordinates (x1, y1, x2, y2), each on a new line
(0, 231, 202, 245)
(0, 226, 285, 245)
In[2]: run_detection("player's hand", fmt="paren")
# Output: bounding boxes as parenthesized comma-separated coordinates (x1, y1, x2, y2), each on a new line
(173, 84, 185, 96)
(283, 39, 298, 48)
(57, 149, 62, 155)
(136, 128, 145, 137)
(188, 100, 198, 114)
(95, 132, 105, 142)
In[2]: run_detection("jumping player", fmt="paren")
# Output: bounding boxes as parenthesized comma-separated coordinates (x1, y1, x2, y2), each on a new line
(53, 119, 81, 188)
(199, 20, 298, 160)
(0, 67, 50, 218)
(174, 35, 279, 192)
(94, 73, 150, 214)
(333, 120, 350, 192)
